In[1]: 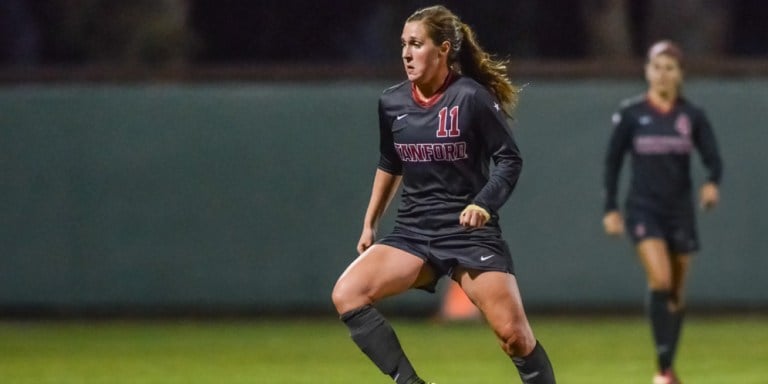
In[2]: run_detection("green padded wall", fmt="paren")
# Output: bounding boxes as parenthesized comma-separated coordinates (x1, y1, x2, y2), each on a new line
(0, 79, 766, 314)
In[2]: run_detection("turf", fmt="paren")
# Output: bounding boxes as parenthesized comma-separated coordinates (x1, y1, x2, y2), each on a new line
(0, 315, 765, 383)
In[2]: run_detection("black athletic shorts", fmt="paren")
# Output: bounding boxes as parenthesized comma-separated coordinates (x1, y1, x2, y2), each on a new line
(376, 226, 514, 292)
(625, 208, 699, 254)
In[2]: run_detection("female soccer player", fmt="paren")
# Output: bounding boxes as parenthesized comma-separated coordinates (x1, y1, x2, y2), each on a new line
(602, 40, 723, 384)
(331, 5, 556, 384)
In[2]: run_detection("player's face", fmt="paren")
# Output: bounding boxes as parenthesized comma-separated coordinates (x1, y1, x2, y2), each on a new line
(401, 21, 447, 87)
(645, 54, 683, 97)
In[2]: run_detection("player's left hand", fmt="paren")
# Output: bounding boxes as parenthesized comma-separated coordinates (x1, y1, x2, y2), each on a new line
(460, 204, 490, 228)
(356, 227, 376, 254)
(699, 182, 719, 211)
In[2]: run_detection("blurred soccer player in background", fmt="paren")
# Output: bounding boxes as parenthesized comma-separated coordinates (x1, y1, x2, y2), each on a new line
(602, 40, 723, 384)
(331, 5, 556, 384)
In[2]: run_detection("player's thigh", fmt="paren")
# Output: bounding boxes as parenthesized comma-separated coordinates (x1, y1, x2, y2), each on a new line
(669, 253, 692, 307)
(670, 253, 692, 287)
(333, 244, 433, 311)
(456, 268, 531, 330)
(636, 238, 673, 289)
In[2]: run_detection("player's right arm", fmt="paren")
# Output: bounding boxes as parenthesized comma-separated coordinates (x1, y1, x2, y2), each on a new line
(602, 108, 632, 236)
(358, 169, 402, 253)
(357, 98, 404, 254)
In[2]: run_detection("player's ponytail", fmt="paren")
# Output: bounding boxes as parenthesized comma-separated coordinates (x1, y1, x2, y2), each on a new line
(407, 6, 518, 114)
(455, 22, 518, 113)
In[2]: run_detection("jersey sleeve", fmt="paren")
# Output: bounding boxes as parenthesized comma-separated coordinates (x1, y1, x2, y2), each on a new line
(603, 109, 633, 212)
(376, 99, 403, 175)
(470, 90, 522, 214)
(692, 109, 723, 184)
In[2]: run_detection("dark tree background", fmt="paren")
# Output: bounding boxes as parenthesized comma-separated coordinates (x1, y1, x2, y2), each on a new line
(1, 0, 766, 67)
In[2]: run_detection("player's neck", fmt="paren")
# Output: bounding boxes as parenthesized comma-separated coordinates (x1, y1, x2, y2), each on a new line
(647, 90, 677, 113)
(413, 69, 452, 100)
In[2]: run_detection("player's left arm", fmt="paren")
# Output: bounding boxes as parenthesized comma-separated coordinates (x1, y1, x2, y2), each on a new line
(468, 90, 523, 218)
(693, 109, 723, 210)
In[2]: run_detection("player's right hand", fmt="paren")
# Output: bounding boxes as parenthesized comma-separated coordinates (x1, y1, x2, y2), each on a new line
(602, 210, 624, 236)
(357, 227, 376, 254)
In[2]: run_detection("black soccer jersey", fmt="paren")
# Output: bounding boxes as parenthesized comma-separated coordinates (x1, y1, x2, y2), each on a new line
(377, 74, 522, 236)
(603, 94, 723, 215)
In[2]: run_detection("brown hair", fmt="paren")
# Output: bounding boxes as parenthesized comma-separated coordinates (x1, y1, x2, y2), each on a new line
(407, 5, 518, 112)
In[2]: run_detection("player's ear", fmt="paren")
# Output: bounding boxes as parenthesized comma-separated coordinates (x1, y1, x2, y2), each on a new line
(440, 41, 451, 57)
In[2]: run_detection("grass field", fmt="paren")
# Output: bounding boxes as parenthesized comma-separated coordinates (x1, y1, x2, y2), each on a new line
(0, 315, 766, 383)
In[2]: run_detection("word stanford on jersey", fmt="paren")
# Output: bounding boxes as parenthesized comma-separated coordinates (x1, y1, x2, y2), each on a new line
(394, 141, 468, 162)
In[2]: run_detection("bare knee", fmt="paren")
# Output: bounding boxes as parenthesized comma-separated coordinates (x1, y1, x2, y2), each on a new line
(646, 269, 673, 291)
(331, 277, 372, 315)
(647, 278, 672, 292)
(668, 291, 686, 313)
(496, 320, 536, 357)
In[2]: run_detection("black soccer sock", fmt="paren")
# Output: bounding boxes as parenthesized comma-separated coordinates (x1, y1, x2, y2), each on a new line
(341, 305, 421, 384)
(668, 309, 684, 364)
(511, 341, 556, 384)
(649, 290, 674, 371)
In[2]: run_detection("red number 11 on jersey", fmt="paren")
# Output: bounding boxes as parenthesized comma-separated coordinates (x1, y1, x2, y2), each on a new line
(436, 106, 460, 138)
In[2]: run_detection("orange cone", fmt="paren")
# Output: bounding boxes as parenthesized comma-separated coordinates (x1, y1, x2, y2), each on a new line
(440, 280, 480, 321)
